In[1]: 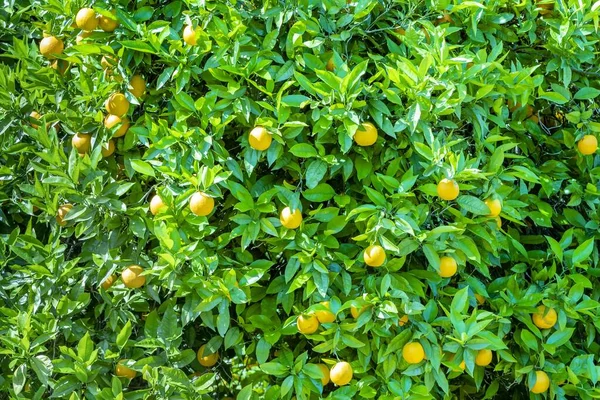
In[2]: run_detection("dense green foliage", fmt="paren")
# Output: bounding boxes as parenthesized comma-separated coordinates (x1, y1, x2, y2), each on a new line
(1, 0, 600, 399)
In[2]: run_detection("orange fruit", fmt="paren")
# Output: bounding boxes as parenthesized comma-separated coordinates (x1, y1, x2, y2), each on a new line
(399, 315, 409, 326)
(317, 363, 330, 385)
(495, 216, 502, 229)
(115, 360, 136, 379)
(101, 275, 117, 290)
(30, 111, 42, 128)
(475, 294, 486, 305)
(150, 195, 167, 215)
(354, 122, 378, 146)
(101, 55, 117, 69)
(248, 126, 272, 151)
(189, 191, 214, 216)
(532, 305, 557, 329)
(475, 349, 493, 366)
(104, 114, 130, 138)
(76, 8, 97, 31)
(56, 204, 73, 226)
(197, 344, 219, 367)
(363, 244, 386, 267)
(536, 0, 554, 15)
(105, 93, 130, 117)
(39, 36, 64, 59)
(121, 265, 145, 288)
(72, 133, 91, 153)
(98, 10, 119, 32)
(402, 342, 425, 364)
(51, 59, 69, 75)
(315, 301, 336, 323)
(280, 207, 302, 229)
(436, 178, 459, 200)
(577, 135, 597, 155)
(129, 75, 146, 99)
(329, 361, 352, 386)
(75, 31, 92, 45)
(183, 25, 199, 45)
(531, 371, 550, 393)
(439, 256, 457, 278)
(350, 303, 368, 319)
(297, 314, 319, 334)
(101, 140, 115, 157)
(485, 198, 502, 217)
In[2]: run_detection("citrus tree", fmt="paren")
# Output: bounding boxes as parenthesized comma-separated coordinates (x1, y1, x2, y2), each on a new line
(1, 0, 600, 399)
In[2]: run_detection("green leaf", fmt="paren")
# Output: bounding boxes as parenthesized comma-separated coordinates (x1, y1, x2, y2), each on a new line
(116, 321, 132, 349)
(574, 87, 600, 100)
(457, 195, 490, 215)
(303, 184, 335, 202)
(289, 143, 318, 158)
(572, 238, 594, 265)
(130, 159, 155, 177)
(120, 40, 157, 54)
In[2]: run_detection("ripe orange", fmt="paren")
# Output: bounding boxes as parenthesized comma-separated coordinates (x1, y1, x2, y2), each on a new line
(183, 25, 199, 45)
(99, 10, 119, 32)
(75, 31, 92, 45)
(104, 114, 130, 138)
(399, 315, 409, 326)
(475, 349, 493, 366)
(150, 195, 167, 215)
(121, 265, 145, 288)
(437, 178, 459, 200)
(329, 361, 353, 386)
(297, 314, 319, 334)
(72, 133, 91, 154)
(39, 36, 64, 59)
(484, 198, 502, 217)
(317, 363, 330, 385)
(189, 191, 215, 216)
(402, 342, 425, 364)
(439, 256, 457, 278)
(315, 301, 336, 323)
(531, 371, 550, 393)
(532, 305, 557, 329)
(354, 122, 378, 146)
(101, 140, 115, 157)
(197, 344, 219, 367)
(577, 135, 597, 155)
(350, 304, 368, 318)
(363, 244, 386, 267)
(115, 361, 136, 379)
(101, 55, 116, 69)
(105, 93, 130, 117)
(76, 8, 97, 31)
(101, 275, 117, 290)
(129, 75, 146, 99)
(51, 59, 69, 75)
(280, 207, 302, 229)
(56, 204, 73, 226)
(248, 126, 272, 151)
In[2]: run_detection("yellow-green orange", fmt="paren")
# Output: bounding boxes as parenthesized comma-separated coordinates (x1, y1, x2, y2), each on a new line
(329, 362, 352, 386)
(531, 371, 550, 394)
(363, 244, 386, 267)
(402, 342, 425, 364)
(577, 135, 597, 155)
(437, 178, 459, 200)
(105, 93, 130, 117)
(189, 191, 214, 216)
(297, 314, 319, 334)
(354, 122, 378, 146)
(485, 198, 502, 217)
(150, 195, 167, 215)
(72, 133, 91, 153)
(115, 361, 136, 379)
(197, 344, 219, 367)
(104, 115, 129, 138)
(280, 207, 302, 229)
(475, 349, 493, 366)
(532, 305, 557, 329)
(39, 36, 64, 59)
(439, 256, 457, 278)
(121, 265, 145, 288)
(249, 126, 272, 151)
(76, 8, 97, 31)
